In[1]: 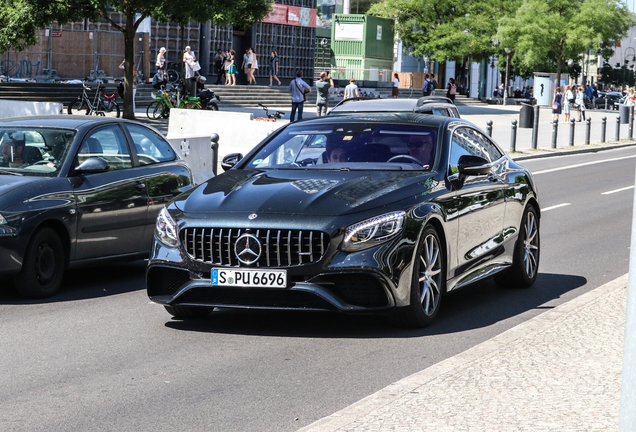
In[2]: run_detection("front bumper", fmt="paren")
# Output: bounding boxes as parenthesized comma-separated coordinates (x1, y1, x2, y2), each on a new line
(0, 229, 24, 277)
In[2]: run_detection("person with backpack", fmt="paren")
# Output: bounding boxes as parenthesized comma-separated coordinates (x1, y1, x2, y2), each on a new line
(446, 78, 457, 103)
(289, 70, 311, 122)
(422, 74, 431, 96)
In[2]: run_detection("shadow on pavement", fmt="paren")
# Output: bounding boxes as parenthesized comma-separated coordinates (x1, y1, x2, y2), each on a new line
(0, 260, 147, 304)
(164, 272, 586, 338)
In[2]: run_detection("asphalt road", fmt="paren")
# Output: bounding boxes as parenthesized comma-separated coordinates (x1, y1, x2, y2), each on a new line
(1, 146, 634, 432)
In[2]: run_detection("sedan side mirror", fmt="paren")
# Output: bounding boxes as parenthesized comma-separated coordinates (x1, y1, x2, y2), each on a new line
(221, 153, 243, 171)
(75, 157, 110, 174)
(457, 155, 491, 176)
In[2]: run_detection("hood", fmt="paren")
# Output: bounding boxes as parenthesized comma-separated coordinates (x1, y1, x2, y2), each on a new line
(174, 168, 435, 216)
(0, 175, 41, 199)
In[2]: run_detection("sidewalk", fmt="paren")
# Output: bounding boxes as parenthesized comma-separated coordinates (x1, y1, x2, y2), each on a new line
(299, 274, 628, 432)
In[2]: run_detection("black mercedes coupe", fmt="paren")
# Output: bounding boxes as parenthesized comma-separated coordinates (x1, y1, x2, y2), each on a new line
(147, 113, 540, 327)
(0, 116, 193, 298)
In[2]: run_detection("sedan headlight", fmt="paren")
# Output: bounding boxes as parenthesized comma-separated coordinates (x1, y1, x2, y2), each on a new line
(155, 207, 179, 247)
(0, 213, 6, 225)
(341, 211, 405, 252)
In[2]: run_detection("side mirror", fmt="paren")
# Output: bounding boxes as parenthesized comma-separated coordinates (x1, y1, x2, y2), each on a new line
(457, 155, 491, 176)
(75, 157, 110, 174)
(221, 153, 243, 171)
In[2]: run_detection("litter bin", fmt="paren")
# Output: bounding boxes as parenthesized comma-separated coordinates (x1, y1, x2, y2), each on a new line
(519, 103, 534, 128)
(620, 104, 631, 124)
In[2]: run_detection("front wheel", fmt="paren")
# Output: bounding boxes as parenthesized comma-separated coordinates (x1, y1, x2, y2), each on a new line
(164, 305, 212, 319)
(146, 101, 165, 120)
(495, 205, 540, 288)
(394, 225, 445, 328)
(68, 99, 89, 115)
(14, 227, 66, 298)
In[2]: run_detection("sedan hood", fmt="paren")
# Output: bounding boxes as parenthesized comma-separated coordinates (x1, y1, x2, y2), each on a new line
(174, 169, 435, 216)
(0, 175, 41, 199)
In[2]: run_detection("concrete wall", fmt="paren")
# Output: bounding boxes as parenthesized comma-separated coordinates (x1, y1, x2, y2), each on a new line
(0, 100, 63, 118)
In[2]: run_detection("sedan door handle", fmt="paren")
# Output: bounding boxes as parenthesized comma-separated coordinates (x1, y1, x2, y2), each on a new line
(135, 182, 146, 191)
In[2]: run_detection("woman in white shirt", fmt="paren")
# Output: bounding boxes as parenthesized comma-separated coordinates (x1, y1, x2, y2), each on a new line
(183, 46, 197, 96)
(563, 85, 573, 123)
(392, 73, 399, 99)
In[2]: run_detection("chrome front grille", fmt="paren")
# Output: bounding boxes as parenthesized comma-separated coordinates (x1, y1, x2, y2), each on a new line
(180, 227, 329, 267)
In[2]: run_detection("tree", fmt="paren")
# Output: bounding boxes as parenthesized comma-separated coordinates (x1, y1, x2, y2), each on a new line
(497, 0, 633, 85)
(0, 0, 271, 119)
(368, 0, 521, 63)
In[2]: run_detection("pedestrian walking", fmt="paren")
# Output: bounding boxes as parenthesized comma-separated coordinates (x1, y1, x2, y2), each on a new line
(227, 50, 237, 86)
(242, 48, 256, 85)
(344, 78, 360, 99)
(156, 47, 166, 81)
(563, 85, 574, 123)
(446, 78, 457, 103)
(392, 73, 399, 99)
(552, 86, 563, 122)
(214, 49, 225, 85)
(576, 85, 586, 121)
(316, 71, 334, 116)
(289, 70, 310, 122)
(183, 46, 198, 96)
(269, 52, 281, 87)
(422, 74, 431, 96)
(251, 48, 259, 85)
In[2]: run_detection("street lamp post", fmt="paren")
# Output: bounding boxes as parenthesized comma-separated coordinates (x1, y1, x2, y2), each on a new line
(504, 48, 512, 106)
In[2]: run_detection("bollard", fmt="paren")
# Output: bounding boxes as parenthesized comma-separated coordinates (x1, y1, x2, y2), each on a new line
(486, 120, 493, 137)
(532, 104, 540, 149)
(630, 106, 634, 140)
(602, 116, 607, 143)
(617, 115, 621, 141)
(210, 133, 219, 175)
(585, 117, 591, 145)
(552, 118, 558, 149)
(569, 118, 575, 146)
(510, 119, 517, 152)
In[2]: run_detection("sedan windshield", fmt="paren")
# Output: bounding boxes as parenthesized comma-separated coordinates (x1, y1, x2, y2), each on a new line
(0, 127, 76, 177)
(245, 123, 438, 170)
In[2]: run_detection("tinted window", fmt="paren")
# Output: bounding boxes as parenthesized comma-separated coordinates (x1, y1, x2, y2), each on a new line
(126, 124, 176, 166)
(449, 127, 502, 174)
(78, 125, 131, 170)
(0, 128, 76, 177)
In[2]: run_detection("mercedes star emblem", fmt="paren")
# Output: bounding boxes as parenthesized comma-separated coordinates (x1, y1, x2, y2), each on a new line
(235, 233, 262, 265)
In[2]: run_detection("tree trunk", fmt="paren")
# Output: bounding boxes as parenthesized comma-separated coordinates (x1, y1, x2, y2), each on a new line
(556, 57, 562, 89)
(122, 10, 136, 120)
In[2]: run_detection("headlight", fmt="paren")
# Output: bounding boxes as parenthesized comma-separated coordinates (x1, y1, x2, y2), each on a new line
(155, 207, 179, 247)
(0, 213, 6, 225)
(341, 211, 405, 252)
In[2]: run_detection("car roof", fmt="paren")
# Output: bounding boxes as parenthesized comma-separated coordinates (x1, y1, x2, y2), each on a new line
(330, 98, 418, 113)
(293, 112, 455, 128)
(0, 115, 142, 129)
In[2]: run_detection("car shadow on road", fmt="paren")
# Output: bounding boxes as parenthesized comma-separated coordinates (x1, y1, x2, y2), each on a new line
(164, 272, 587, 338)
(0, 261, 147, 304)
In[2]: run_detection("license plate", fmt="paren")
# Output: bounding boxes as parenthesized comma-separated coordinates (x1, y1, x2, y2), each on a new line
(211, 268, 287, 288)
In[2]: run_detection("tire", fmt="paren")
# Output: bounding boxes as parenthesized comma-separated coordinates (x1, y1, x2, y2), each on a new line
(164, 305, 212, 319)
(394, 225, 445, 328)
(167, 70, 179, 83)
(495, 205, 540, 288)
(68, 99, 89, 115)
(14, 227, 66, 298)
(210, 102, 219, 111)
(146, 101, 165, 120)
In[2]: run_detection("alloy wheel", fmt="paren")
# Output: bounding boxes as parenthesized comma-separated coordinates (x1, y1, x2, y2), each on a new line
(419, 233, 442, 316)
(523, 211, 539, 279)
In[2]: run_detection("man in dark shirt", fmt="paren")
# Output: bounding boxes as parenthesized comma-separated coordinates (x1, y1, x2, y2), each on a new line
(315, 72, 334, 116)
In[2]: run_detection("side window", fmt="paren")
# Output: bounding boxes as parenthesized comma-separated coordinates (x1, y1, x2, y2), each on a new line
(449, 127, 491, 175)
(126, 124, 176, 166)
(78, 125, 131, 170)
(474, 130, 503, 162)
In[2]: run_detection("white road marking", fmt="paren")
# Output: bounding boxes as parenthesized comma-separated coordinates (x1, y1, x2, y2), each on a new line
(532, 154, 636, 175)
(541, 203, 571, 212)
(601, 185, 635, 195)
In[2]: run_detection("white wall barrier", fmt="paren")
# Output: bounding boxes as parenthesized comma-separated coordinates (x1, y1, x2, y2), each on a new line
(0, 100, 63, 118)
(166, 109, 289, 183)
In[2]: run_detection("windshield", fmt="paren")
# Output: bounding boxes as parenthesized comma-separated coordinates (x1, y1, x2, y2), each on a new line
(0, 127, 76, 177)
(244, 123, 438, 170)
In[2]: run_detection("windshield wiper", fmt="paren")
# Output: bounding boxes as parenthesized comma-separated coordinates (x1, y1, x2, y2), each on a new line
(0, 170, 24, 176)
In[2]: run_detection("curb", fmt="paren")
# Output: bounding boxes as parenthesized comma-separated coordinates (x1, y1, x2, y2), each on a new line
(510, 141, 636, 161)
(298, 273, 629, 432)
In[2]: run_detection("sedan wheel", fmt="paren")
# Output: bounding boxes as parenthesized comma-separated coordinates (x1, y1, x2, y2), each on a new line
(14, 227, 65, 298)
(496, 205, 540, 288)
(395, 225, 445, 328)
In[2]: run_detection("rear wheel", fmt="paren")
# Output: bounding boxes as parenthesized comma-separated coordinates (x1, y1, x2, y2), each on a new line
(210, 102, 219, 111)
(167, 69, 179, 83)
(147, 101, 165, 120)
(394, 225, 445, 328)
(14, 227, 66, 298)
(68, 99, 89, 115)
(495, 205, 540, 288)
(164, 305, 212, 319)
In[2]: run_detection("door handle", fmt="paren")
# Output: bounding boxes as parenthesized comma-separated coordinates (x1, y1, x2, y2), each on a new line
(135, 182, 146, 191)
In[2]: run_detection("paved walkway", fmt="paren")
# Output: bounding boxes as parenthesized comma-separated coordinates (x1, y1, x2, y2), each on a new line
(299, 274, 629, 432)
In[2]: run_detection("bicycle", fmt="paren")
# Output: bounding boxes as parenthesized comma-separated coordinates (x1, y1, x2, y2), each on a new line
(68, 82, 120, 117)
(165, 61, 181, 84)
(146, 84, 201, 120)
(255, 103, 285, 121)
